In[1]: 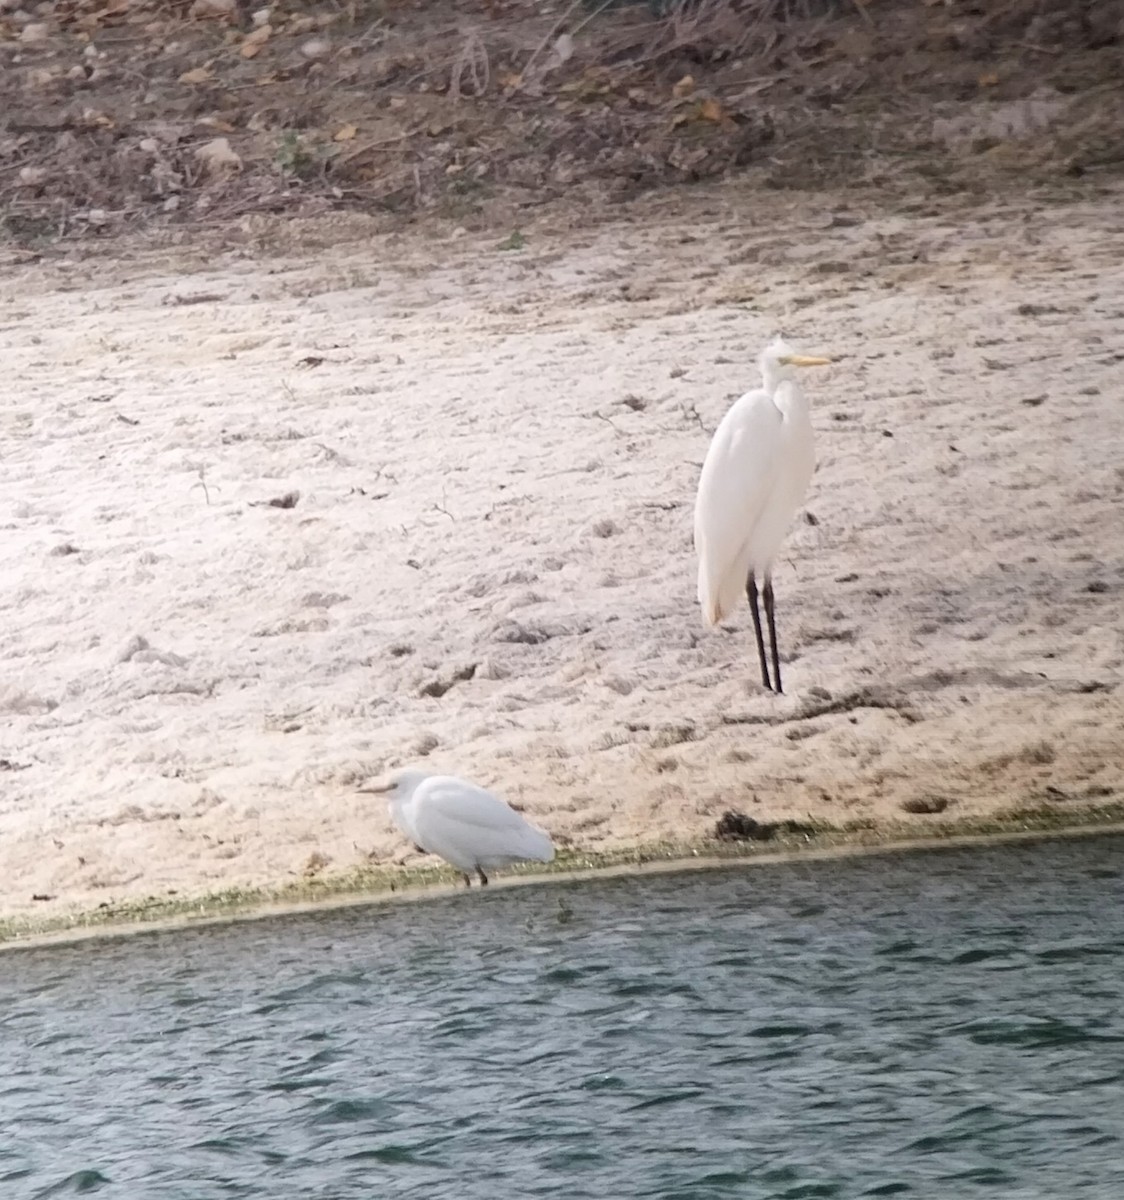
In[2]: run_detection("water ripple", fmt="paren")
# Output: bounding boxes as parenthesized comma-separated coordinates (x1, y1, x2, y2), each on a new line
(4, 836, 1124, 1198)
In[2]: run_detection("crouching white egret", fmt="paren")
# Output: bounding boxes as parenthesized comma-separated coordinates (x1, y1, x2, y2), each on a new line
(694, 336, 832, 694)
(367, 769, 555, 887)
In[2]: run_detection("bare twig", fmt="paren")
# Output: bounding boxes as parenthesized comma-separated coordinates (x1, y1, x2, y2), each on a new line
(162, 291, 226, 306)
(311, 442, 350, 465)
(585, 410, 626, 435)
(684, 402, 712, 435)
(849, 0, 874, 29)
(1012, 39, 1063, 55)
(519, 0, 587, 86)
(720, 686, 921, 727)
(191, 465, 214, 505)
(336, 126, 425, 166)
(449, 27, 490, 101)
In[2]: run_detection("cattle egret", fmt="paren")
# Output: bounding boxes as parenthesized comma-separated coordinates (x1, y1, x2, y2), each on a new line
(694, 335, 831, 694)
(368, 769, 555, 887)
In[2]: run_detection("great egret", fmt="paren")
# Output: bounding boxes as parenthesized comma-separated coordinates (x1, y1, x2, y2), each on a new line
(367, 768, 555, 887)
(694, 336, 831, 694)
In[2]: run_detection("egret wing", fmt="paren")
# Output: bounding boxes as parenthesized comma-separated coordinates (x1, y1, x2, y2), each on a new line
(415, 777, 528, 831)
(694, 389, 784, 624)
(413, 776, 554, 866)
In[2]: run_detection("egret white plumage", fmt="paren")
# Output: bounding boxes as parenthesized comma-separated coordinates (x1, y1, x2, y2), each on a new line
(694, 336, 831, 694)
(368, 768, 555, 887)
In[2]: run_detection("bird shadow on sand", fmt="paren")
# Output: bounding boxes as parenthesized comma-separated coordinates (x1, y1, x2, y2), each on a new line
(717, 666, 1081, 729)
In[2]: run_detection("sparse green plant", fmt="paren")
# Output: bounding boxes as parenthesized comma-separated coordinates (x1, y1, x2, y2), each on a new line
(275, 131, 319, 180)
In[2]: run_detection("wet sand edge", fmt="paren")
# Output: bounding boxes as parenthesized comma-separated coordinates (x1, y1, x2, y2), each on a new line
(4, 805, 1122, 956)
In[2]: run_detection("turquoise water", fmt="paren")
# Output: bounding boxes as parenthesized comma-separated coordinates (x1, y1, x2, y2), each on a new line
(3, 835, 1124, 1198)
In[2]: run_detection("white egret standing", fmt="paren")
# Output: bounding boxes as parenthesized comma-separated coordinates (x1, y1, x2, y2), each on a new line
(694, 336, 831, 694)
(366, 768, 555, 887)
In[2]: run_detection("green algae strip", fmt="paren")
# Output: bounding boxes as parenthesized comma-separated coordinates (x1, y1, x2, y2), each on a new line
(4, 801, 1124, 953)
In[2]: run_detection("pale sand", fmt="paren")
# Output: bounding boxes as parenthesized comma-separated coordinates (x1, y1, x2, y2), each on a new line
(2, 185, 1122, 923)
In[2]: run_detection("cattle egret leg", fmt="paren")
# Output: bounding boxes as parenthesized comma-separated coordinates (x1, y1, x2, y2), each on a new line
(477, 868, 489, 886)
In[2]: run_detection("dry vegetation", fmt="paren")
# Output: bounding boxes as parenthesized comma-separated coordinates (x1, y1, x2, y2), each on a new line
(1, 0, 1122, 245)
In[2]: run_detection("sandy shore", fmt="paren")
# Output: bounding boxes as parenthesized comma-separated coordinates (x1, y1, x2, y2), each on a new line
(2, 184, 1122, 925)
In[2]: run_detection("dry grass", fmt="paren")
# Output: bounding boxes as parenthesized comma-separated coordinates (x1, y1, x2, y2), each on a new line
(0, 0, 1119, 243)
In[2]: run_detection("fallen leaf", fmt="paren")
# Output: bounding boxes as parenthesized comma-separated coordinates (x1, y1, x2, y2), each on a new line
(700, 97, 724, 122)
(81, 109, 115, 130)
(668, 144, 709, 172)
(672, 74, 695, 99)
(498, 71, 523, 90)
(190, 0, 236, 16)
(240, 22, 272, 57)
(900, 795, 951, 815)
(197, 116, 236, 133)
(300, 37, 330, 60)
(194, 137, 242, 174)
(179, 66, 215, 84)
(546, 32, 574, 70)
(302, 851, 330, 877)
(243, 22, 271, 47)
(163, 292, 226, 306)
(334, 123, 358, 141)
(978, 71, 1000, 86)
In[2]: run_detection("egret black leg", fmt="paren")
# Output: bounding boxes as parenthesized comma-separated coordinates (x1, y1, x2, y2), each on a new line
(762, 574, 782, 695)
(462, 873, 473, 888)
(746, 570, 773, 692)
(477, 868, 489, 887)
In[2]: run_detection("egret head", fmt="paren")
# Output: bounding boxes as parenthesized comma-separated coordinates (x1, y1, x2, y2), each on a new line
(758, 335, 831, 391)
(365, 768, 431, 801)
